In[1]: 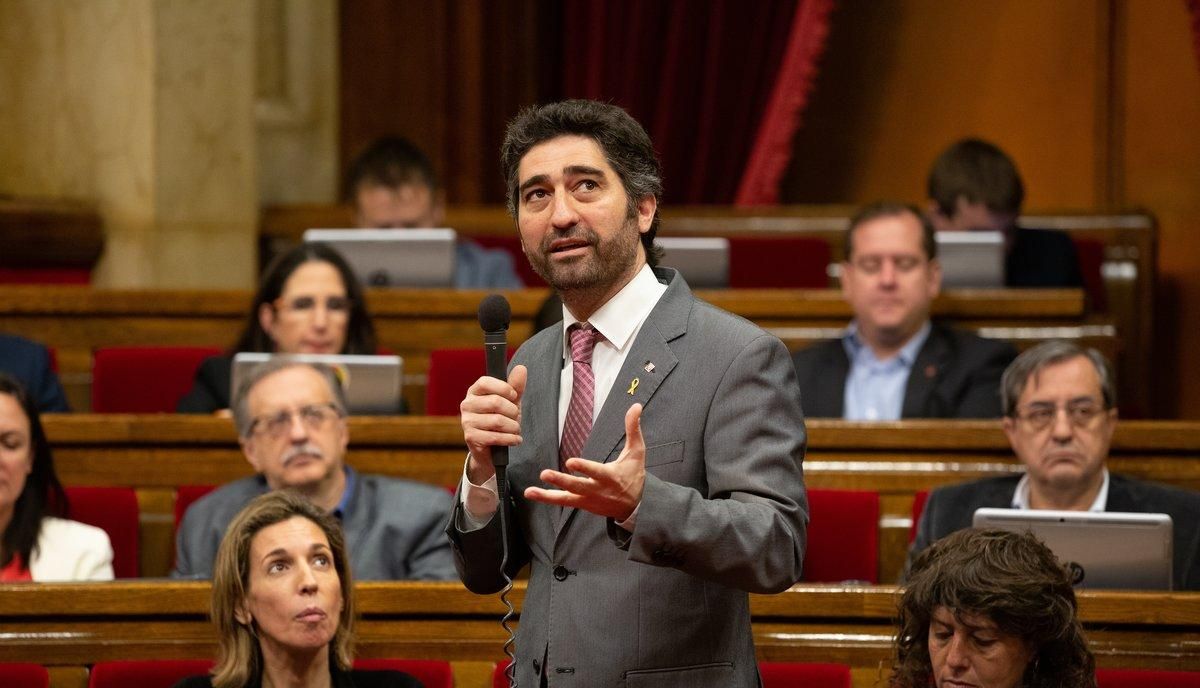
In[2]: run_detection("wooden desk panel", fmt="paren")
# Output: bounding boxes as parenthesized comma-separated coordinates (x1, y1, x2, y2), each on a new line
(0, 583, 1195, 688)
(40, 417, 1200, 581)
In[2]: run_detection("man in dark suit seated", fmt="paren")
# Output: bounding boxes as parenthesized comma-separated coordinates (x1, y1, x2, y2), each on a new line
(792, 202, 1016, 419)
(346, 136, 522, 289)
(0, 333, 69, 412)
(910, 341, 1200, 589)
(926, 137, 1083, 289)
(172, 359, 455, 580)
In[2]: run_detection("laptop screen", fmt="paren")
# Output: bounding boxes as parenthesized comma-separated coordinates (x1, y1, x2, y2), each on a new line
(303, 228, 457, 288)
(231, 353, 404, 415)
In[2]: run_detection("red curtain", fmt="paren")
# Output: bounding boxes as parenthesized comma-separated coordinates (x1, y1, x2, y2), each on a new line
(561, 0, 831, 205)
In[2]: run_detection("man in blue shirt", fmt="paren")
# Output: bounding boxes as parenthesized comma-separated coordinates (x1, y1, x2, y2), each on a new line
(791, 202, 1015, 419)
(347, 137, 523, 289)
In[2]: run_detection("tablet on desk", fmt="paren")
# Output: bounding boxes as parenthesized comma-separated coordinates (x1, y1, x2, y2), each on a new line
(657, 237, 730, 288)
(972, 507, 1174, 590)
(936, 230, 1005, 288)
(231, 352, 404, 415)
(303, 228, 457, 288)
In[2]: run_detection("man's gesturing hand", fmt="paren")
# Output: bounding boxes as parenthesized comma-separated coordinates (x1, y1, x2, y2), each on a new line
(525, 403, 645, 521)
(461, 364, 527, 484)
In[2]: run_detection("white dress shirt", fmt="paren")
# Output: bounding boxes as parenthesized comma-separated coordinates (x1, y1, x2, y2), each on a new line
(1011, 468, 1110, 512)
(460, 264, 668, 526)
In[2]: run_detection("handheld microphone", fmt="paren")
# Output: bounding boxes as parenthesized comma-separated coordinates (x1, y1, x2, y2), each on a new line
(477, 294, 512, 468)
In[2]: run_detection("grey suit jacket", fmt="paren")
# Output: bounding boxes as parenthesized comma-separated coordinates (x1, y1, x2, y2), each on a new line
(173, 468, 456, 581)
(447, 268, 808, 688)
(910, 473, 1200, 590)
(791, 323, 1016, 419)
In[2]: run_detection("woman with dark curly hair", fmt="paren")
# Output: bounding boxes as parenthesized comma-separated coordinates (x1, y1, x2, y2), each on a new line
(891, 528, 1095, 688)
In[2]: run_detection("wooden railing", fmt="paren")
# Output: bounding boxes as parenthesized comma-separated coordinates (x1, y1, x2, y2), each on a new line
(42, 416, 1200, 582)
(1, 581, 1196, 688)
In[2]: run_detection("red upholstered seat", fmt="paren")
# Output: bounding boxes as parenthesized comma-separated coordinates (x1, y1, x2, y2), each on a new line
(760, 662, 853, 688)
(0, 663, 49, 688)
(0, 268, 90, 284)
(804, 488, 879, 583)
(910, 490, 930, 542)
(65, 486, 140, 578)
(728, 236, 831, 288)
(493, 660, 513, 688)
(426, 348, 514, 416)
(92, 346, 222, 413)
(174, 485, 217, 532)
(354, 659, 453, 688)
(88, 660, 214, 688)
(1097, 668, 1200, 687)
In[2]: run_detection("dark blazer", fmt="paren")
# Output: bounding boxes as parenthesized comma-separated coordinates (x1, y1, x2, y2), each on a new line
(447, 268, 808, 688)
(176, 355, 232, 413)
(0, 334, 69, 412)
(1007, 227, 1083, 288)
(790, 323, 1016, 419)
(910, 473, 1200, 590)
(173, 668, 422, 688)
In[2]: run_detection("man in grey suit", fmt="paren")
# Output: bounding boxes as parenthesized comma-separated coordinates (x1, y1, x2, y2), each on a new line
(173, 360, 455, 580)
(910, 341, 1200, 589)
(791, 202, 1016, 419)
(449, 100, 808, 687)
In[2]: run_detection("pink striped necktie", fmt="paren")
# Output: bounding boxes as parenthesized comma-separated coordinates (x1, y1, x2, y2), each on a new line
(560, 323, 599, 470)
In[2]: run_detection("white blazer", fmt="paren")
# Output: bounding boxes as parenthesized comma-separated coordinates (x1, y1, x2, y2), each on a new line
(28, 517, 115, 581)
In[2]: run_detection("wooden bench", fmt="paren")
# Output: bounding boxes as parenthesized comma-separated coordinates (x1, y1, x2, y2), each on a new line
(0, 286, 1101, 414)
(43, 416, 1200, 582)
(0, 581, 1195, 688)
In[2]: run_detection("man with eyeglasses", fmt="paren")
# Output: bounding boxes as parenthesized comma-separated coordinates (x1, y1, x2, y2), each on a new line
(792, 202, 1017, 419)
(172, 360, 455, 580)
(909, 341, 1200, 589)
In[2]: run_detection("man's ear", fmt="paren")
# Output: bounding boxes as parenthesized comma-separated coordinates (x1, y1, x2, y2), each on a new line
(241, 437, 263, 474)
(636, 194, 657, 234)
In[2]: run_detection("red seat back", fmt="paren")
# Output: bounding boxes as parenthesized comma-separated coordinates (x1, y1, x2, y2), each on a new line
(0, 268, 90, 284)
(354, 659, 453, 688)
(66, 486, 140, 578)
(804, 488, 879, 583)
(92, 346, 222, 413)
(728, 236, 831, 288)
(426, 348, 514, 416)
(174, 485, 217, 532)
(760, 662, 852, 688)
(0, 663, 49, 688)
(493, 660, 513, 688)
(910, 490, 930, 543)
(89, 660, 214, 688)
(1096, 669, 1200, 687)
(1072, 237, 1107, 312)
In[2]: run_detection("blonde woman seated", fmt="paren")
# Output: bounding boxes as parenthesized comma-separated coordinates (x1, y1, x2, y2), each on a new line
(891, 528, 1094, 688)
(0, 373, 112, 581)
(174, 491, 422, 688)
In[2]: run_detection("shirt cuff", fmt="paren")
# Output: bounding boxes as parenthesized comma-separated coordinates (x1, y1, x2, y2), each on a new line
(458, 455, 499, 531)
(614, 501, 640, 532)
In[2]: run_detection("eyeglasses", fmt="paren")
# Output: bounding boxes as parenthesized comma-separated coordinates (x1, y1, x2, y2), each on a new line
(247, 403, 343, 439)
(274, 296, 352, 320)
(1013, 400, 1108, 432)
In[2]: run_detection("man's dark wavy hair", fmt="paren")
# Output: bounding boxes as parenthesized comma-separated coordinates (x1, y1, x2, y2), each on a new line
(891, 528, 1096, 688)
(500, 99, 664, 267)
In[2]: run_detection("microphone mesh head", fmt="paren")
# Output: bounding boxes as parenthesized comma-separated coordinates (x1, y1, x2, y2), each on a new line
(478, 294, 512, 332)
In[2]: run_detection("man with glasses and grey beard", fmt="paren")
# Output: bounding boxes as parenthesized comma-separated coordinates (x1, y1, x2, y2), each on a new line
(909, 341, 1200, 589)
(172, 360, 455, 580)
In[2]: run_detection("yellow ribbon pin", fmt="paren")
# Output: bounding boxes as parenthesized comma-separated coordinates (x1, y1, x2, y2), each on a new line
(627, 377, 640, 395)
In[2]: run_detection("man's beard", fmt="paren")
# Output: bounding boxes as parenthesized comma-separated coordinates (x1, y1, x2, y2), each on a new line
(523, 214, 641, 294)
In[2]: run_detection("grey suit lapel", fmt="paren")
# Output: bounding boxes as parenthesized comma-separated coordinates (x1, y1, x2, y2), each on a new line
(554, 268, 689, 538)
(518, 327, 565, 541)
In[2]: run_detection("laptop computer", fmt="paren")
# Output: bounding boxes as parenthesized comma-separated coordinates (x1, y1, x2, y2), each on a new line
(657, 237, 730, 288)
(231, 352, 404, 415)
(303, 228, 457, 288)
(972, 507, 1174, 590)
(935, 231, 1005, 288)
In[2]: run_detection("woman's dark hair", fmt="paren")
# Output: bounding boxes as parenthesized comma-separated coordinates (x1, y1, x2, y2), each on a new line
(892, 528, 1095, 688)
(0, 373, 68, 569)
(232, 243, 377, 355)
